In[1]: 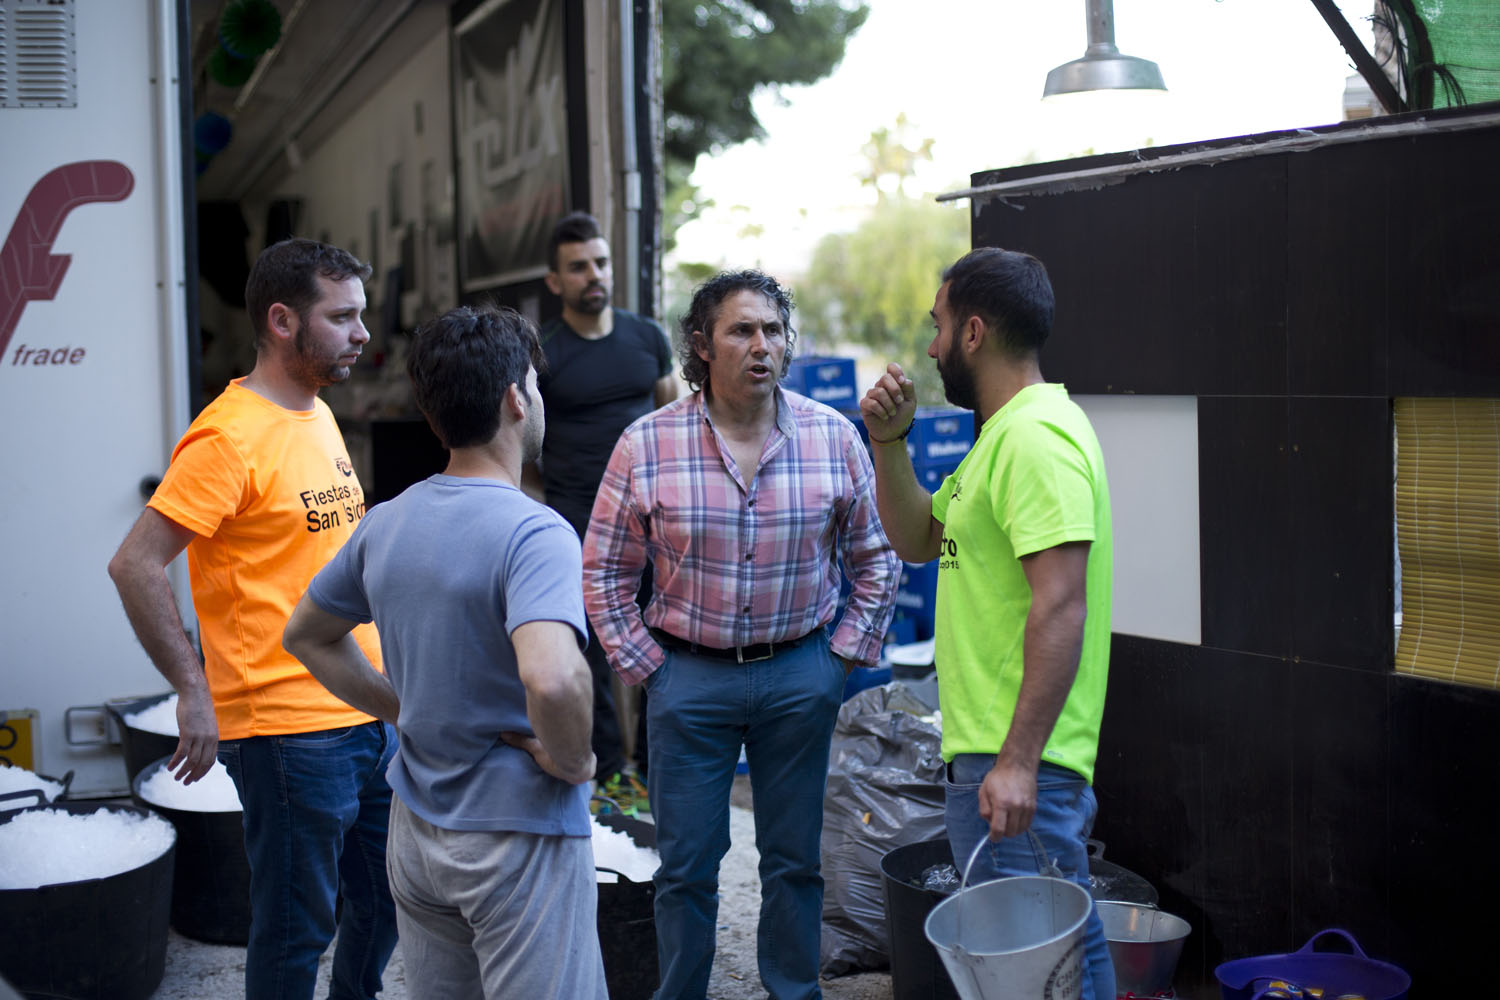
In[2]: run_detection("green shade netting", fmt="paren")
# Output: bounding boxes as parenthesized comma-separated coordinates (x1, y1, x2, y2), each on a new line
(1420, 0, 1500, 105)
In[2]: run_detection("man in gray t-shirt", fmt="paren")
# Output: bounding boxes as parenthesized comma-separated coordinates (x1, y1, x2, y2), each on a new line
(283, 305, 606, 998)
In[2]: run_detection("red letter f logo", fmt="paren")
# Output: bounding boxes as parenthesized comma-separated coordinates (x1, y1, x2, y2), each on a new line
(0, 161, 136, 358)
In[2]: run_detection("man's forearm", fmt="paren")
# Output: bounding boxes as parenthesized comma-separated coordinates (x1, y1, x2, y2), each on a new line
(997, 596, 1085, 768)
(301, 639, 398, 723)
(525, 656, 594, 774)
(869, 439, 940, 563)
(109, 559, 209, 696)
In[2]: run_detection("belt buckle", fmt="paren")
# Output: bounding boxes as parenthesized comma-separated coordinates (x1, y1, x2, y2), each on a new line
(737, 643, 774, 664)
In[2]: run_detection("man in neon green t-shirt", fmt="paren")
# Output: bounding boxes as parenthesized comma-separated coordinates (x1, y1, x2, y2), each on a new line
(859, 247, 1115, 1000)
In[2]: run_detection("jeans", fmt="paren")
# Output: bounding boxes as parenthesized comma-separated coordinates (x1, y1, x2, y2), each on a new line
(945, 755, 1115, 1000)
(218, 721, 400, 1000)
(645, 638, 845, 1000)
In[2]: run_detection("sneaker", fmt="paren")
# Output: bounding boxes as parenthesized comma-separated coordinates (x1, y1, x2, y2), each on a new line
(594, 771, 649, 818)
(619, 770, 649, 816)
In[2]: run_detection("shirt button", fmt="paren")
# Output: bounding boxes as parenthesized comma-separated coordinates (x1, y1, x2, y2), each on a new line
(745, 553, 753, 561)
(747, 499, 756, 507)
(743, 606, 751, 614)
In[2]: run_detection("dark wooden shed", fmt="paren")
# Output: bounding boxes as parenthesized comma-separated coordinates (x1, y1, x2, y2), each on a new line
(960, 102, 1500, 994)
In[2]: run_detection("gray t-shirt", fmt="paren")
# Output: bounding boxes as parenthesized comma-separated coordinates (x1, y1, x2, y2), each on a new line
(308, 474, 591, 835)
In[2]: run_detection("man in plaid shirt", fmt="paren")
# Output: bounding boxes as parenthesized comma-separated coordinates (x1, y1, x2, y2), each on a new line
(582, 270, 899, 1000)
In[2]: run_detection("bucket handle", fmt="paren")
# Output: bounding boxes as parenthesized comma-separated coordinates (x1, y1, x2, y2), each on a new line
(952, 829, 1065, 947)
(0, 788, 48, 812)
(591, 792, 626, 815)
(1294, 928, 1368, 958)
(1247, 986, 1294, 1000)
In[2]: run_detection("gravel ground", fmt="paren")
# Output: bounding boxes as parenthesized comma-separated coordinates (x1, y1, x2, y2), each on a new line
(153, 775, 893, 999)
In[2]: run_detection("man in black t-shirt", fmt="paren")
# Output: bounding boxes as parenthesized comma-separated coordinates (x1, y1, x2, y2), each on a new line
(523, 212, 676, 813)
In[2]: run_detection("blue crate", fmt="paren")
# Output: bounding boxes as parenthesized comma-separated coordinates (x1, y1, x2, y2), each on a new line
(906, 406, 974, 465)
(916, 456, 963, 495)
(896, 560, 938, 618)
(887, 608, 933, 643)
(841, 664, 893, 702)
(885, 613, 917, 646)
(785, 355, 858, 409)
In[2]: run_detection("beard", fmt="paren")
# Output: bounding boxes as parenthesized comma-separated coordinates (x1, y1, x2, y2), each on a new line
(290, 326, 351, 388)
(936, 336, 978, 411)
(567, 283, 610, 316)
(521, 406, 545, 465)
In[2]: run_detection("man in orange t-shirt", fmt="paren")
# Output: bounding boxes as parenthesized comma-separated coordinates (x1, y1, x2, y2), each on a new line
(109, 239, 398, 1000)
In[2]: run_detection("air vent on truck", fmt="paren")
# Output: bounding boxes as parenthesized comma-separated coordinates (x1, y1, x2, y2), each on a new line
(0, 0, 77, 110)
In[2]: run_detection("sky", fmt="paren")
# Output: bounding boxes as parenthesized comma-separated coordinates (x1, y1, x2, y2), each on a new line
(669, 0, 1377, 273)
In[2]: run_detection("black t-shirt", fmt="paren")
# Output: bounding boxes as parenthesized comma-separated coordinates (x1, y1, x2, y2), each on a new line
(538, 310, 673, 531)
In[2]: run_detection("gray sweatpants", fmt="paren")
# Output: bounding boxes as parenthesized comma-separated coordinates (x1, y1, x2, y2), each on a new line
(386, 796, 607, 999)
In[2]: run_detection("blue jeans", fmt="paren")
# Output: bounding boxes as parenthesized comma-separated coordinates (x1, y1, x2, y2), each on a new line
(645, 639, 846, 1000)
(219, 721, 400, 1000)
(945, 755, 1115, 1000)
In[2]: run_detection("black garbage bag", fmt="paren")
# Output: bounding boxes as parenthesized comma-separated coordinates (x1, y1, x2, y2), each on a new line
(819, 679, 946, 977)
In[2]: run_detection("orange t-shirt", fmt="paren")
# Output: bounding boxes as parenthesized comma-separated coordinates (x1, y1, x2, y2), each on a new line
(148, 380, 381, 739)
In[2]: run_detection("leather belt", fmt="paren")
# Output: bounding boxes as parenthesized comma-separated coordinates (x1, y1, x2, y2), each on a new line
(651, 627, 817, 664)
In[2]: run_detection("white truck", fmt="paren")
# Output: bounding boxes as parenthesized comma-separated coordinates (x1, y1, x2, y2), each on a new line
(3, 0, 658, 795)
(2, 0, 193, 795)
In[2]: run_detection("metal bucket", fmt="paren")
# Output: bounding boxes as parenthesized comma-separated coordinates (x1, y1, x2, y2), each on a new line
(1097, 900, 1190, 996)
(923, 838, 1093, 1000)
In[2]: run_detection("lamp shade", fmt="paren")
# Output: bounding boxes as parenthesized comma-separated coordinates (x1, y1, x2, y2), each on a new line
(1044, 0, 1166, 98)
(1044, 46, 1166, 97)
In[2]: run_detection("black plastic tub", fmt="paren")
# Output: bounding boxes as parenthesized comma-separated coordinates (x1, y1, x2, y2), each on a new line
(880, 837, 961, 1000)
(105, 693, 178, 786)
(0, 769, 73, 814)
(132, 756, 251, 945)
(594, 813, 658, 1000)
(0, 801, 174, 1000)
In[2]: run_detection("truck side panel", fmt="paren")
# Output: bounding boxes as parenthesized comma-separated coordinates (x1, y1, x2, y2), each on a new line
(1, 0, 191, 794)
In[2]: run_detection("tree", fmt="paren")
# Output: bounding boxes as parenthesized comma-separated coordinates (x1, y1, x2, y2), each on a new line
(858, 113, 935, 202)
(661, 0, 870, 244)
(799, 195, 970, 377)
(796, 118, 969, 374)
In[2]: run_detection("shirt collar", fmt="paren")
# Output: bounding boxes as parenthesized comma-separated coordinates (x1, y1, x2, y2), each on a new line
(691, 385, 796, 441)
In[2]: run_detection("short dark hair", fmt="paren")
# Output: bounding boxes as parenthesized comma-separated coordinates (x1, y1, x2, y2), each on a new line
(547, 211, 603, 272)
(405, 305, 545, 450)
(941, 247, 1054, 357)
(244, 238, 371, 348)
(676, 270, 797, 391)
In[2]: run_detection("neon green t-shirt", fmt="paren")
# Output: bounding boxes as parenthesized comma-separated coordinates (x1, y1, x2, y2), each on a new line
(930, 382, 1112, 783)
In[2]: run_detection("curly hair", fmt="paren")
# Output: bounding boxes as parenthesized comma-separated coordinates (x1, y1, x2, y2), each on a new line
(676, 270, 797, 392)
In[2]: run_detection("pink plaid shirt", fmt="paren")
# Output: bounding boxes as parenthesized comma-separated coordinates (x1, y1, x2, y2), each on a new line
(582, 388, 899, 684)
